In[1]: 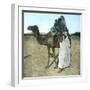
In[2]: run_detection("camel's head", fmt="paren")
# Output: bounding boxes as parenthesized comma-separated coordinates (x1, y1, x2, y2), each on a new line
(27, 25, 40, 37)
(27, 25, 39, 31)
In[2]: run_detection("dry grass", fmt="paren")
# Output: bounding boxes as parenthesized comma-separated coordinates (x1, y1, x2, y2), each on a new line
(23, 35, 80, 77)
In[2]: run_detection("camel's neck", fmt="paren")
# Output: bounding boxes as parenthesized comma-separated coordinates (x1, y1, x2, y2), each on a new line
(32, 29, 41, 43)
(36, 33, 41, 43)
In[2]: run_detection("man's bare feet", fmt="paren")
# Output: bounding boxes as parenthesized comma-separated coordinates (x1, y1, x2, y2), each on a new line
(54, 65, 58, 69)
(58, 68, 64, 73)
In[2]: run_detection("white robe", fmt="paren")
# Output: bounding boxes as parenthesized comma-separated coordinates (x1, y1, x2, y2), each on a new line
(58, 36, 71, 69)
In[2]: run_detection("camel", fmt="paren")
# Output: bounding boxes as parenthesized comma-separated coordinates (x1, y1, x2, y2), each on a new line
(27, 16, 71, 68)
(27, 25, 63, 68)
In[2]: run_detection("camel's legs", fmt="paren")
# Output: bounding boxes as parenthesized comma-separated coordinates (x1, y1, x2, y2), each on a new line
(46, 47, 58, 68)
(52, 48, 59, 69)
(45, 47, 50, 68)
(52, 47, 55, 58)
(54, 55, 59, 69)
(48, 47, 50, 65)
(52, 48, 57, 68)
(46, 48, 57, 68)
(47, 54, 59, 68)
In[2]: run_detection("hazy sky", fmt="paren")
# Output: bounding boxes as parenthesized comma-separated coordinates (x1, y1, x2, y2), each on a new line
(24, 12, 80, 34)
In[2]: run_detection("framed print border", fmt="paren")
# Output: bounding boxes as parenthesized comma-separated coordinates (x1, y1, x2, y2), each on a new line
(11, 4, 87, 87)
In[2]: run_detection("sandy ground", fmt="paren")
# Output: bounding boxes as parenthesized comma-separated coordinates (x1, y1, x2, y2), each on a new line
(23, 35, 80, 77)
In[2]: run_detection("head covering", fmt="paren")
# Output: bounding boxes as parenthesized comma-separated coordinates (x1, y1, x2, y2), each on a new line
(63, 31, 68, 37)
